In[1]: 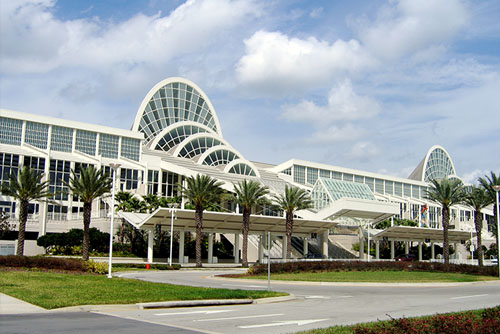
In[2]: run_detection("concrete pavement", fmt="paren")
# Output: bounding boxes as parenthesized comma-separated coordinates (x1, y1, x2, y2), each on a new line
(0, 293, 47, 315)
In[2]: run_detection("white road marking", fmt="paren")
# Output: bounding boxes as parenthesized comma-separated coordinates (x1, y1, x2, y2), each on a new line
(194, 313, 284, 322)
(450, 294, 488, 300)
(155, 310, 235, 316)
(338, 295, 353, 298)
(221, 284, 266, 289)
(238, 319, 328, 329)
(304, 295, 330, 299)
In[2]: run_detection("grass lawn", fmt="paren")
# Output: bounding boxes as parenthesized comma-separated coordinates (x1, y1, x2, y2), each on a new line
(242, 270, 497, 283)
(0, 270, 286, 309)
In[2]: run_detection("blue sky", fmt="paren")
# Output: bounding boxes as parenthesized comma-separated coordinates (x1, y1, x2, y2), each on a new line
(1, 0, 499, 183)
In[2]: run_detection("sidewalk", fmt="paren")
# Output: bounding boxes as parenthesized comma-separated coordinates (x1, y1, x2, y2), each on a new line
(0, 293, 47, 314)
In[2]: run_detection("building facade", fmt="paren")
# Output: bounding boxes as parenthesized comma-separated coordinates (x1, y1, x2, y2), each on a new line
(0, 77, 494, 259)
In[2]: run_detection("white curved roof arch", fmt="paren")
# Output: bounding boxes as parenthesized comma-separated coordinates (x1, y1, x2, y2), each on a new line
(172, 132, 228, 158)
(223, 159, 261, 178)
(132, 77, 223, 143)
(197, 145, 242, 166)
(409, 145, 457, 182)
(148, 121, 215, 151)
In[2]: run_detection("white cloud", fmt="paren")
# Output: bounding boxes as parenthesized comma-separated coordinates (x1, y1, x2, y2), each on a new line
(461, 169, 489, 185)
(0, 0, 262, 74)
(357, 0, 469, 61)
(309, 7, 323, 18)
(348, 141, 379, 162)
(235, 30, 374, 94)
(308, 124, 365, 144)
(281, 80, 380, 124)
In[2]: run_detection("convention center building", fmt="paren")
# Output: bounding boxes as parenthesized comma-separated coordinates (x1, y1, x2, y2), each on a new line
(0, 77, 495, 262)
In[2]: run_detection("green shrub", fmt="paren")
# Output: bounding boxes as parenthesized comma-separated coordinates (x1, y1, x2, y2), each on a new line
(0, 255, 86, 272)
(85, 260, 108, 274)
(248, 260, 498, 277)
(37, 228, 110, 255)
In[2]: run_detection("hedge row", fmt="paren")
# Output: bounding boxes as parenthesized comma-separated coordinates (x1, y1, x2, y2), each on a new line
(0, 255, 87, 272)
(248, 260, 498, 277)
(354, 306, 500, 334)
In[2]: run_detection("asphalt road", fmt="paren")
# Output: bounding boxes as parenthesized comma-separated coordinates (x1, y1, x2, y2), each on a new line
(105, 269, 500, 334)
(0, 312, 203, 334)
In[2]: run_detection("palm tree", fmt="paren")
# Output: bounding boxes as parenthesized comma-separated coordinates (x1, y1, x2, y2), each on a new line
(424, 178, 465, 264)
(1, 166, 52, 256)
(272, 185, 313, 259)
(233, 180, 270, 267)
(478, 172, 500, 251)
(181, 174, 224, 267)
(464, 186, 492, 266)
(65, 166, 111, 260)
(143, 193, 160, 212)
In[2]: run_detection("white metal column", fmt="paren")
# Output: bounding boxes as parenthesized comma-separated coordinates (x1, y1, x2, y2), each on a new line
(147, 228, 154, 263)
(303, 237, 308, 258)
(282, 235, 287, 259)
(208, 233, 213, 264)
(179, 231, 185, 264)
(322, 230, 329, 259)
(234, 233, 240, 263)
(375, 241, 380, 260)
(391, 240, 395, 259)
(418, 242, 423, 261)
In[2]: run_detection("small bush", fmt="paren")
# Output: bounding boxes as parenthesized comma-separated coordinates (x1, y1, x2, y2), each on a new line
(248, 260, 498, 277)
(85, 260, 108, 274)
(353, 305, 500, 334)
(0, 255, 86, 272)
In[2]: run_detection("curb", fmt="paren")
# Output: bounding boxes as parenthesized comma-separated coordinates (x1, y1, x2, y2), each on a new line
(209, 275, 500, 287)
(50, 295, 295, 313)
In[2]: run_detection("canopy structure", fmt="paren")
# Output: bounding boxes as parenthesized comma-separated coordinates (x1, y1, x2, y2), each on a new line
(119, 208, 337, 236)
(373, 226, 475, 243)
(314, 198, 400, 222)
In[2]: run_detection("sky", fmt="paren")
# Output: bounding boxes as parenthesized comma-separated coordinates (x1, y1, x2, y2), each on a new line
(1, 0, 499, 184)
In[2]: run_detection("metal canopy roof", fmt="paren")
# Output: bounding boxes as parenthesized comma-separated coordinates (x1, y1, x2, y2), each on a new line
(373, 226, 475, 243)
(119, 208, 337, 236)
(315, 197, 400, 222)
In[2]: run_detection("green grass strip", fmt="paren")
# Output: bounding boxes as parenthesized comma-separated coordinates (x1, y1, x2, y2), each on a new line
(245, 270, 497, 282)
(0, 270, 286, 309)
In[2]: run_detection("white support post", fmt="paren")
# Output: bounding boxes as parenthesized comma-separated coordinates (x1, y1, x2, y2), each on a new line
(418, 242, 423, 261)
(234, 233, 240, 264)
(405, 241, 409, 254)
(258, 234, 264, 263)
(147, 228, 154, 263)
(322, 230, 329, 259)
(282, 235, 287, 259)
(303, 237, 309, 258)
(431, 242, 435, 260)
(391, 240, 395, 259)
(208, 232, 213, 264)
(359, 237, 364, 260)
(179, 231, 185, 264)
(376, 241, 380, 260)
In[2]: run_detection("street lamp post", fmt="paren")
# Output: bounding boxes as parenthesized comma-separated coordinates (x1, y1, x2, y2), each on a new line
(493, 185, 500, 278)
(107, 163, 121, 279)
(167, 203, 179, 266)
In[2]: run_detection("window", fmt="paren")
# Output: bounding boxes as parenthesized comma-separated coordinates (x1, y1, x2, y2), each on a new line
(75, 130, 97, 155)
(23, 156, 45, 175)
(148, 170, 159, 194)
(49, 159, 71, 200)
(138, 82, 218, 143)
(375, 179, 384, 194)
(228, 163, 256, 176)
(161, 171, 180, 197)
(395, 182, 403, 197)
(343, 173, 353, 182)
(98, 134, 119, 158)
(51, 126, 73, 152)
(293, 165, 305, 184)
(202, 149, 238, 166)
(0, 117, 23, 145)
(120, 168, 141, 191)
(365, 177, 374, 192)
(0, 153, 20, 185)
(306, 167, 318, 185)
(155, 124, 208, 152)
(385, 181, 394, 195)
(178, 137, 222, 159)
(121, 137, 140, 161)
(25, 121, 49, 149)
(320, 169, 330, 178)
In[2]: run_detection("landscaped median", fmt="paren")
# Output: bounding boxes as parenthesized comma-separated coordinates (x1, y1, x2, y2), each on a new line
(295, 306, 500, 334)
(0, 256, 286, 309)
(223, 260, 499, 283)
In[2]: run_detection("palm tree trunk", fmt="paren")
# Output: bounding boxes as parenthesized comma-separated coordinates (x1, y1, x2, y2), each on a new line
(82, 202, 92, 261)
(16, 200, 29, 256)
(195, 207, 203, 268)
(286, 211, 293, 259)
(442, 206, 450, 264)
(242, 206, 250, 267)
(475, 211, 483, 266)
